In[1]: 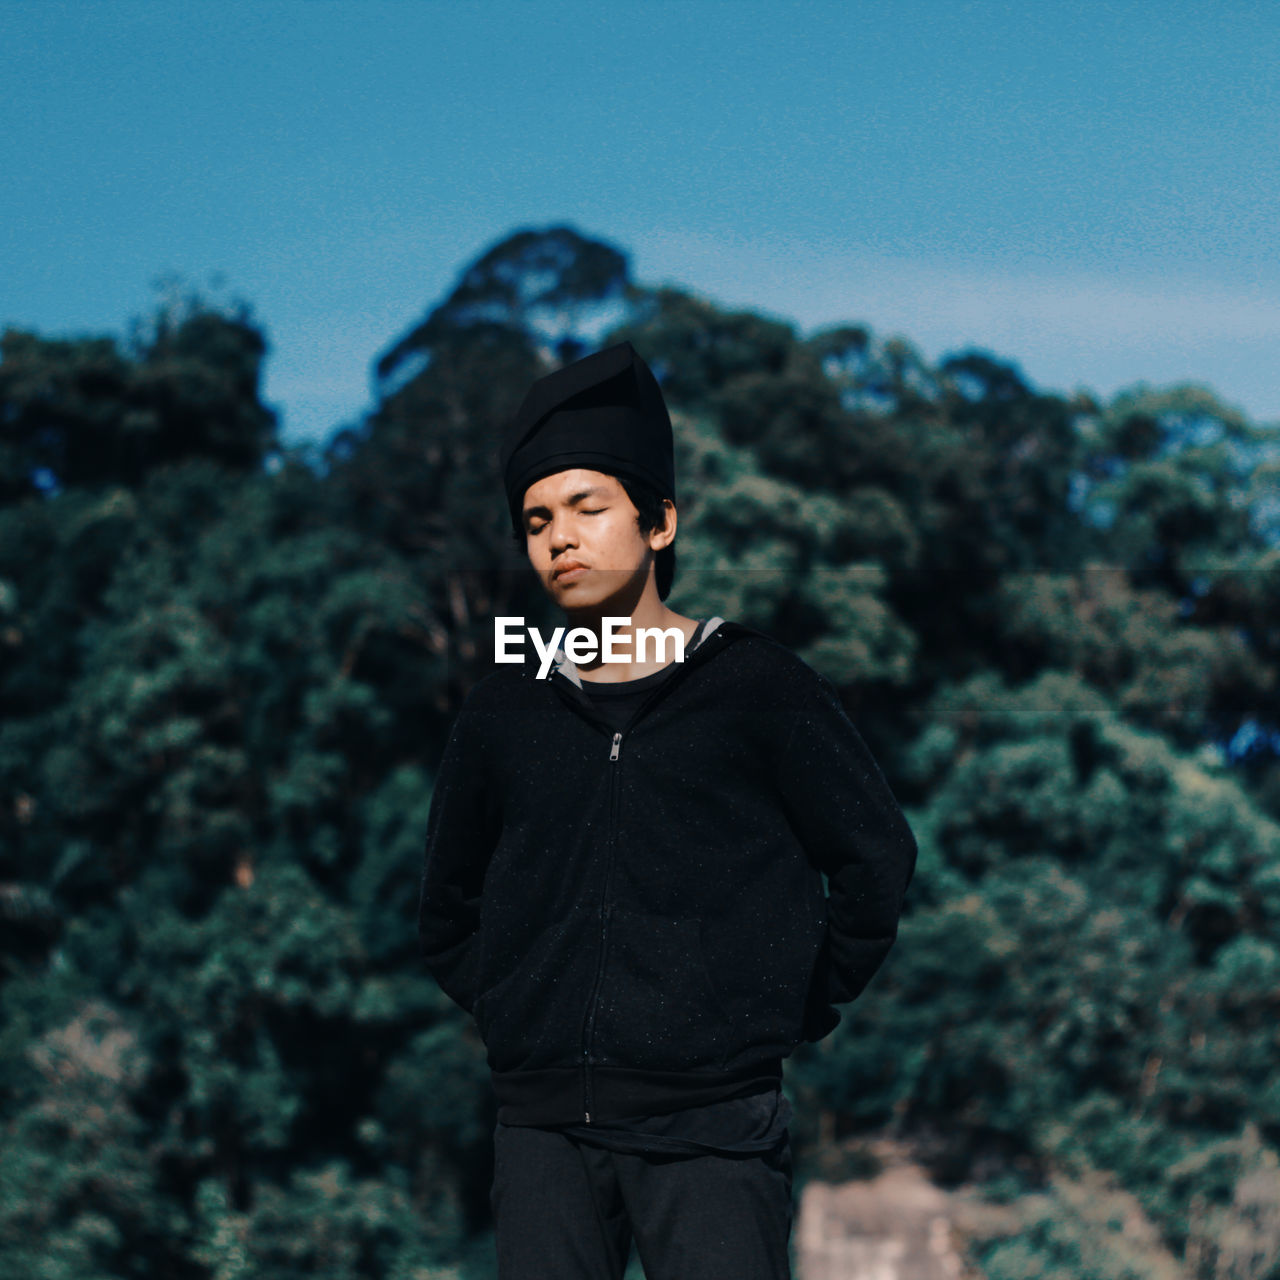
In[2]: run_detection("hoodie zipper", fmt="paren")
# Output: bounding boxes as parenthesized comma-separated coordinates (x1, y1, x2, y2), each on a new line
(580, 728, 624, 1122)
(561, 629, 731, 1125)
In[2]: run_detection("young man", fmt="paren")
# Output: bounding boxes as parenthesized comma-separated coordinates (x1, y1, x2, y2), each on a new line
(418, 341, 918, 1280)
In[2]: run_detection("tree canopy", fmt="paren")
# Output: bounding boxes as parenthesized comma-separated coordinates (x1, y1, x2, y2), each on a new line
(3, 225, 1279, 1279)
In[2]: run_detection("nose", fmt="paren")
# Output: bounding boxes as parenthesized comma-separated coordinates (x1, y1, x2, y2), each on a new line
(549, 516, 577, 552)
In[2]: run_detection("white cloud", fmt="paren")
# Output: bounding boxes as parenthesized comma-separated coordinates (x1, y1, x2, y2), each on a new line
(629, 229, 1280, 422)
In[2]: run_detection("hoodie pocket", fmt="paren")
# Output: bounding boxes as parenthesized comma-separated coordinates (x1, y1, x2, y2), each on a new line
(800, 923, 841, 1042)
(472, 969, 511, 1044)
(591, 905, 737, 1071)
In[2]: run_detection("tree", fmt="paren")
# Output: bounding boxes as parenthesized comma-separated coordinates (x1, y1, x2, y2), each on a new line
(0, 288, 276, 500)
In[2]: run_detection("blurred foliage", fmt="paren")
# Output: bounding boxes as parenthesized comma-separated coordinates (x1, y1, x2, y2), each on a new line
(3, 225, 1280, 1278)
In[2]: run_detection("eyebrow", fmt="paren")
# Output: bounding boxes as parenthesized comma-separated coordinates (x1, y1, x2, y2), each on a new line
(523, 486, 610, 522)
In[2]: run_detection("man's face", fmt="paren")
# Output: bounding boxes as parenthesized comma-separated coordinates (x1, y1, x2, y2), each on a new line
(521, 468, 668, 609)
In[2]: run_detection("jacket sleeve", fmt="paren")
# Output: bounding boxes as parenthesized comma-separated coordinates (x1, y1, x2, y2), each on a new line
(775, 667, 917, 1023)
(417, 699, 501, 1016)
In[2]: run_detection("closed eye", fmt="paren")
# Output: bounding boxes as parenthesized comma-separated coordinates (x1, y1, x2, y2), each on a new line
(527, 507, 607, 534)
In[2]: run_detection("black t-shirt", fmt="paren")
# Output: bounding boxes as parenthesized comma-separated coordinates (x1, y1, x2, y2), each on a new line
(546, 1082, 792, 1157)
(518, 619, 793, 1157)
(571, 637, 689, 731)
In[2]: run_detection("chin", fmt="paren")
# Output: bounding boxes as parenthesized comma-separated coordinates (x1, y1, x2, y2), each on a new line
(554, 583, 611, 611)
(555, 574, 636, 613)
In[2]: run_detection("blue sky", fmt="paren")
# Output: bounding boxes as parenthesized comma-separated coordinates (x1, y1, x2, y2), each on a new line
(4, 0, 1278, 445)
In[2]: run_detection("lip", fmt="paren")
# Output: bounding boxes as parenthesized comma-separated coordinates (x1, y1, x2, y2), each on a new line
(552, 563, 589, 582)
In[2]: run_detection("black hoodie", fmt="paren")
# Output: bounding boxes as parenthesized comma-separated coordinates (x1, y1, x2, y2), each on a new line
(417, 617, 918, 1126)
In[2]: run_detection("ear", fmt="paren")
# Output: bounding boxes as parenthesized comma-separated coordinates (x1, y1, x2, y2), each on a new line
(647, 499, 677, 552)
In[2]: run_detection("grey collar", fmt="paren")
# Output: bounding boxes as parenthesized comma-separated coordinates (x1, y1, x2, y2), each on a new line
(552, 616, 725, 689)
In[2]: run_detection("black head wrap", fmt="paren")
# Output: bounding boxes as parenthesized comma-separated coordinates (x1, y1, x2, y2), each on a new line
(500, 341, 675, 537)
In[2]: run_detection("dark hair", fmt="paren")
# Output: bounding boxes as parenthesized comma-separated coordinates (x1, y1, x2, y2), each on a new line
(510, 473, 678, 601)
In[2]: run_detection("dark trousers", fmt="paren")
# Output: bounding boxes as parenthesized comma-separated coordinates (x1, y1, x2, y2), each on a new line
(490, 1121, 794, 1280)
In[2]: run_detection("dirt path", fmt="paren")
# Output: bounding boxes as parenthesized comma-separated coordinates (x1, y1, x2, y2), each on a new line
(794, 1140, 997, 1280)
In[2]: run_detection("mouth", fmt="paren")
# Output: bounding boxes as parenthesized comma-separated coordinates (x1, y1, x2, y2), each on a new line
(552, 563, 589, 583)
